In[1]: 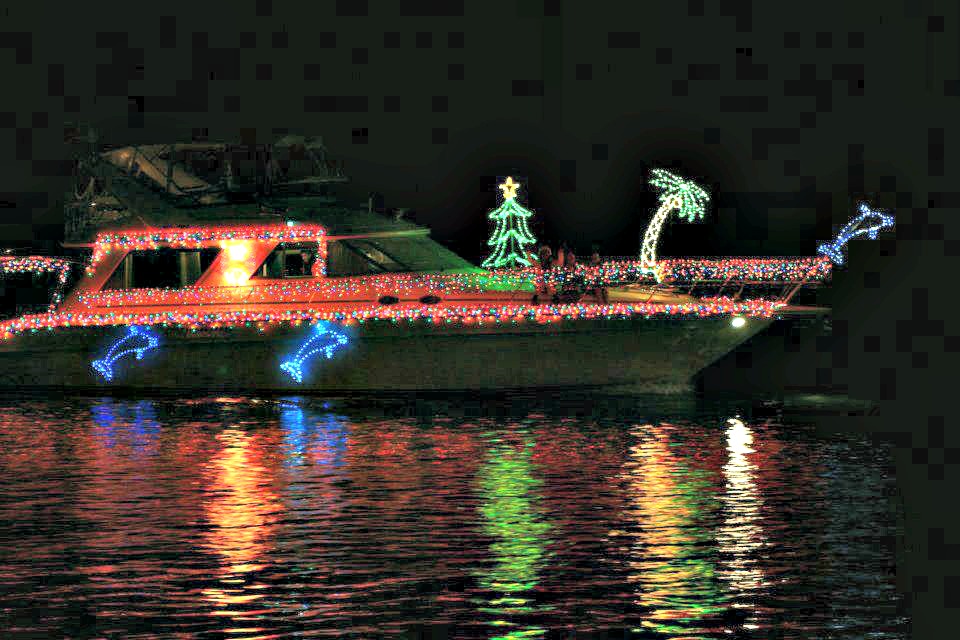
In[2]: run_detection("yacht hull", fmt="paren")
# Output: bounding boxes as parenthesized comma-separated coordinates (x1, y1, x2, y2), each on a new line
(0, 315, 773, 394)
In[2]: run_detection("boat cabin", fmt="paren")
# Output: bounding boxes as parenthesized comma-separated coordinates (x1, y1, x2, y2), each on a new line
(57, 206, 485, 314)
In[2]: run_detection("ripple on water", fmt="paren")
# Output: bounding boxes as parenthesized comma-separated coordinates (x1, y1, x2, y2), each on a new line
(0, 395, 905, 638)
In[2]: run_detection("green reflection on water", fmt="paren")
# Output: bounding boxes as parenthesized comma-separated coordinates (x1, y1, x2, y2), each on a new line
(476, 432, 551, 638)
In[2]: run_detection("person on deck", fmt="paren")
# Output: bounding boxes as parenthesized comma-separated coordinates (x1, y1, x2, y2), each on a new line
(559, 246, 582, 300)
(533, 243, 553, 304)
(300, 251, 313, 275)
(537, 243, 553, 269)
(588, 246, 609, 304)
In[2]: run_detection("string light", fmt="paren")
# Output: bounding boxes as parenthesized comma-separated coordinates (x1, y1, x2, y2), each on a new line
(1, 297, 785, 341)
(817, 202, 895, 265)
(280, 321, 350, 383)
(0, 223, 834, 344)
(72, 257, 831, 310)
(314, 239, 327, 277)
(654, 256, 832, 282)
(85, 223, 327, 276)
(481, 176, 537, 269)
(642, 169, 710, 276)
(0, 256, 72, 311)
(90, 325, 160, 381)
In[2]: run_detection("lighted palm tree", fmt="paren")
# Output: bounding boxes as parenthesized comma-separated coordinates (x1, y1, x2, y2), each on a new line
(641, 169, 710, 281)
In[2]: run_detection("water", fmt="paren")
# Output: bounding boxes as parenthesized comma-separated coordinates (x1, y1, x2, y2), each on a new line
(0, 394, 906, 638)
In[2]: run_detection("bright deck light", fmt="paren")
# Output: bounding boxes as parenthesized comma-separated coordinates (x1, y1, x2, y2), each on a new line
(224, 241, 251, 262)
(731, 316, 746, 328)
(223, 267, 249, 286)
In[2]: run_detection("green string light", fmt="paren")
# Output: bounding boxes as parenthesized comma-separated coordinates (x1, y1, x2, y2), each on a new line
(482, 177, 537, 269)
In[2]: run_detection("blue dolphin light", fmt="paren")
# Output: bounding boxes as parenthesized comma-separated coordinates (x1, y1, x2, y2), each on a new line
(280, 321, 350, 384)
(817, 202, 895, 265)
(91, 325, 161, 381)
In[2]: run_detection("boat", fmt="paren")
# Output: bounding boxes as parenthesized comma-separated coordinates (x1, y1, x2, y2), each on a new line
(0, 134, 834, 394)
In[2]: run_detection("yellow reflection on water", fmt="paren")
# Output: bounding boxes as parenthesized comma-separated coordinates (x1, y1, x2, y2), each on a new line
(201, 428, 282, 610)
(619, 424, 724, 636)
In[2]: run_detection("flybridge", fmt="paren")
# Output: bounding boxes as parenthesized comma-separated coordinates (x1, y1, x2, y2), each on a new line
(64, 134, 352, 243)
(97, 136, 348, 202)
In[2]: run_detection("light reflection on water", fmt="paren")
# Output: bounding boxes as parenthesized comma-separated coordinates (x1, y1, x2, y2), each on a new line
(718, 419, 765, 609)
(0, 395, 905, 638)
(475, 432, 551, 639)
(621, 424, 726, 636)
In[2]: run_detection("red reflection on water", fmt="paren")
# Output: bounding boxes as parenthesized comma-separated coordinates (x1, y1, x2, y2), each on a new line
(201, 428, 284, 610)
(0, 399, 899, 638)
(0, 409, 57, 476)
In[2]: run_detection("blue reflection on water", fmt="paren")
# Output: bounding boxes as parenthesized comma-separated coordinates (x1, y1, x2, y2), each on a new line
(90, 398, 161, 451)
(4, 394, 900, 638)
(280, 398, 349, 468)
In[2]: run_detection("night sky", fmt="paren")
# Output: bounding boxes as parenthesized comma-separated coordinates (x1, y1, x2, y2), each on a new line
(0, 1, 958, 633)
(1, 1, 951, 262)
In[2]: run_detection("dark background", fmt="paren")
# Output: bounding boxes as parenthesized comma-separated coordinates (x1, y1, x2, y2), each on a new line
(0, 0, 957, 636)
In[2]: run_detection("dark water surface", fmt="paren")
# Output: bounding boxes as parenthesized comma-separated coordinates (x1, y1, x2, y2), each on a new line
(0, 394, 906, 638)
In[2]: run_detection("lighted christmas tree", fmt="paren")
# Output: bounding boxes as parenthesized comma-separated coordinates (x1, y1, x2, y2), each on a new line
(481, 176, 537, 269)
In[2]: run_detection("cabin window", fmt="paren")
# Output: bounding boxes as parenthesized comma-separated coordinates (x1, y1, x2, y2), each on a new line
(325, 239, 411, 277)
(0, 272, 58, 318)
(102, 248, 220, 290)
(250, 242, 324, 279)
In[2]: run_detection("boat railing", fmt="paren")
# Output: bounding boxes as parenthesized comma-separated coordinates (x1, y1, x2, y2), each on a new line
(583, 256, 830, 305)
(66, 255, 829, 311)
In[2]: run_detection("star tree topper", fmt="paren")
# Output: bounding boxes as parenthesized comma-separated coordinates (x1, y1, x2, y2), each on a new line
(499, 176, 520, 200)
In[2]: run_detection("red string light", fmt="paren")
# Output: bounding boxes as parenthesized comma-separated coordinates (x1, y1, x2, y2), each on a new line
(0, 297, 783, 340)
(1, 221, 826, 341)
(0, 256, 72, 311)
(655, 256, 832, 282)
(85, 223, 328, 276)
(74, 257, 831, 310)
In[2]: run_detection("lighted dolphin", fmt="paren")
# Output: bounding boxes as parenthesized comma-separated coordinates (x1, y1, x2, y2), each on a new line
(817, 202, 894, 265)
(280, 321, 350, 384)
(91, 325, 160, 381)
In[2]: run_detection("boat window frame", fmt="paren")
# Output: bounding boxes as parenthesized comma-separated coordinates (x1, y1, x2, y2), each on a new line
(248, 241, 325, 281)
(100, 247, 222, 290)
(71, 228, 435, 292)
(323, 238, 412, 278)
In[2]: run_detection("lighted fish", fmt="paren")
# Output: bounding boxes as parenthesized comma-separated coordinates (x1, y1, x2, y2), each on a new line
(91, 325, 160, 381)
(817, 202, 895, 265)
(280, 321, 350, 383)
